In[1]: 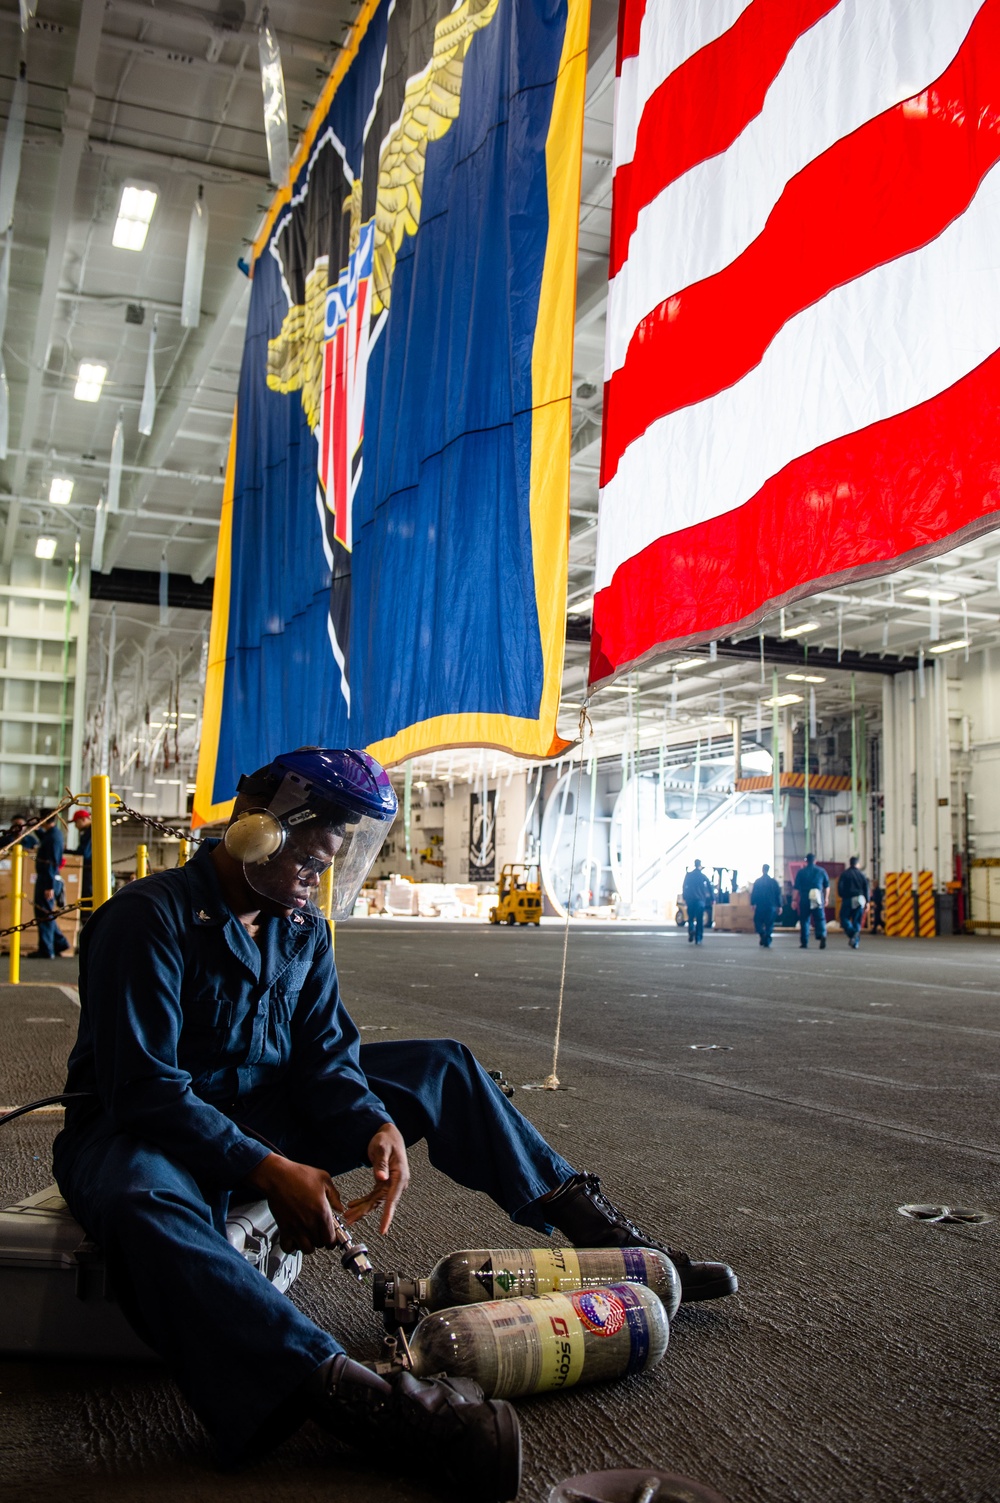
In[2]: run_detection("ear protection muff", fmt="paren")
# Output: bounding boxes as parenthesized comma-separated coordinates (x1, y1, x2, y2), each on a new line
(223, 810, 285, 864)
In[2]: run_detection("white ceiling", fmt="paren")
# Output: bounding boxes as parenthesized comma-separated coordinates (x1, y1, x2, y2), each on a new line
(3, 0, 999, 800)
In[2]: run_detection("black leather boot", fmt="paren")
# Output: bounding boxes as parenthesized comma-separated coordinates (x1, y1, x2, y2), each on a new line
(538, 1172, 738, 1304)
(311, 1354, 521, 1501)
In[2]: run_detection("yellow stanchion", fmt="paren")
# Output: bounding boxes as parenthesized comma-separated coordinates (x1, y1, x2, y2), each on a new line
(90, 774, 113, 911)
(917, 870, 936, 937)
(136, 844, 148, 880)
(178, 839, 190, 867)
(9, 842, 23, 983)
(318, 866, 335, 950)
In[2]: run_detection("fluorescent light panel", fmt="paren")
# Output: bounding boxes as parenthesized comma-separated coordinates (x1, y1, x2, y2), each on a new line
(74, 362, 107, 402)
(781, 621, 819, 638)
(49, 477, 74, 505)
(763, 692, 803, 707)
(928, 638, 970, 654)
(35, 537, 57, 559)
(902, 586, 959, 602)
(112, 182, 158, 251)
(786, 672, 826, 683)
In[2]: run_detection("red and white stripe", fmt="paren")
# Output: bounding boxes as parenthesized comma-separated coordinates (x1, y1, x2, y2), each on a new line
(592, 0, 1000, 686)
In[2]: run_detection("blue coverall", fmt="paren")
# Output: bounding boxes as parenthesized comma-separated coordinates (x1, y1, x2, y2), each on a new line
(34, 823, 69, 957)
(750, 874, 782, 947)
(682, 868, 714, 944)
(77, 824, 93, 902)
(54, 841, 572, 1461)
(794, 862, 830, 947)
(838, 866, 870, 946)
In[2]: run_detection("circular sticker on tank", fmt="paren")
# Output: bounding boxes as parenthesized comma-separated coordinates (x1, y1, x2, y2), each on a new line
(571, 1288, 627, 1337)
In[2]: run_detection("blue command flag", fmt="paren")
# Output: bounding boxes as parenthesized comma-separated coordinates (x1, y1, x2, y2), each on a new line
(194, 0, 588, 823)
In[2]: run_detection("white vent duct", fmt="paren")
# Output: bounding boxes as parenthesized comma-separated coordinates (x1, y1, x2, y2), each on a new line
(107, 409, 124, 513)
(181, 186, 208, 329)
(138, 315, 158, 436)
(258, 10, 290, 188)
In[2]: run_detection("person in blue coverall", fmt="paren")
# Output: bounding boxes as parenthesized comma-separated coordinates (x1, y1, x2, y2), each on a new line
(794, 853, 830, 949)
(30, 810, 70, 959)
(682, 859, 714, 944)
(71, 808, 93, 906)
(53, 749, 736, 1498)
(837, 856, 870, 949)
(750, 863, 782, 948)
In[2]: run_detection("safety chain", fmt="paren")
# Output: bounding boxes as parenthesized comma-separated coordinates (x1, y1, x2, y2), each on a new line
(111, 803, 201, 844)
(2, 797, 199, 942)
(0, 898, 89, 941)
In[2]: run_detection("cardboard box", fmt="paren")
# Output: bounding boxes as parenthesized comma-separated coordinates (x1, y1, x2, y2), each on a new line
(0, 852, 83, 954)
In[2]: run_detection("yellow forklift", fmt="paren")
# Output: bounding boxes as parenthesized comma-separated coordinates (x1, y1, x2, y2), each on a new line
(489, 863, 542, 926)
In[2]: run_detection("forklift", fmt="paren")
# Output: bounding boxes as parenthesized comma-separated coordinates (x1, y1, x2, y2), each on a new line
(489, 863, 542, 925)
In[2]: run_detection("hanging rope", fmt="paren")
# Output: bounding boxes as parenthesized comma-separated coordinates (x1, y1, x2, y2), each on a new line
(545, 704, 592, 1091)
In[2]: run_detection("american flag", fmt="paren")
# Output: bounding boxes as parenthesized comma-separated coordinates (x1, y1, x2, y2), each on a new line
(591, 0, 1000, 686)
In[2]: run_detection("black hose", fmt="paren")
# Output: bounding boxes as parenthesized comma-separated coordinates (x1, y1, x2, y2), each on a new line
(0, 1092, 95, 1127)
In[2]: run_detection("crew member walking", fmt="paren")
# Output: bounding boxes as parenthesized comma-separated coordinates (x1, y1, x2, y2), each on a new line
(794, 853, 830, 950)
(682, 859, 714, 946)
(838, 856, 869, 949)
(750, 863, 782, 948)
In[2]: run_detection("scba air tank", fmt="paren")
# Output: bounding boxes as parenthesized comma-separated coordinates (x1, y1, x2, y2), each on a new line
(415, 1246, 681, 1320)
(407, 1283, 669, 1399)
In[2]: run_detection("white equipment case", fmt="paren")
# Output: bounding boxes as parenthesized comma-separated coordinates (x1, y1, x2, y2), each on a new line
(0, 1184, 302, 1359)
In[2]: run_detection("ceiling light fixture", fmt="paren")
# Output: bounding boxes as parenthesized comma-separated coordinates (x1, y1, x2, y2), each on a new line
(786, 672, 826, 683)
(902, 586, 959, 603)
(34, 537, 57, 560)
(662, 657, 703, 672)
(112, 181, 158, 251)
(48, 477, 74, 505)
(74, 362, 107, 402)
(928, 638, 971, 655)
(780, 621, 819, 638)
(763, 692, 803, 707)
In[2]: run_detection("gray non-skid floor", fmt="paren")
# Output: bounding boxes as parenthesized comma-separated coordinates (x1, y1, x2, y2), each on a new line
(1, 923, 997, 1503)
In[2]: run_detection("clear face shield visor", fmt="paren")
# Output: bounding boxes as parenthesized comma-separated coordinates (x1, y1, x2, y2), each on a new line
(238, 810, 393, 918)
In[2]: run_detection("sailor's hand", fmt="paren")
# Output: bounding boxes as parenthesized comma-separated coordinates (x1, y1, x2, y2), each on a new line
(246, 1153, 346, 1255)
(346, 1122, 410, 1235)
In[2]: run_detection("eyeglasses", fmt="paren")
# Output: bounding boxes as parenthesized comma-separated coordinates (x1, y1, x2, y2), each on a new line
(295, 856, 332, 878)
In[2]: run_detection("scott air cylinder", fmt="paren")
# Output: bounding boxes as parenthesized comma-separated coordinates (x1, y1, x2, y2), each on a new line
(407, 1283, 669, 1399)
(374, 1246, 681, 1328)
(411, 1245, 682, 1321)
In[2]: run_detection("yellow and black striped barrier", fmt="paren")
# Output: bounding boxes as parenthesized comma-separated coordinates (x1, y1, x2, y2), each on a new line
(897, 871, 915, 937)
(885, 872, 915, 937)
(884, 872, 899, 936)
(917, 870, 935, 937)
